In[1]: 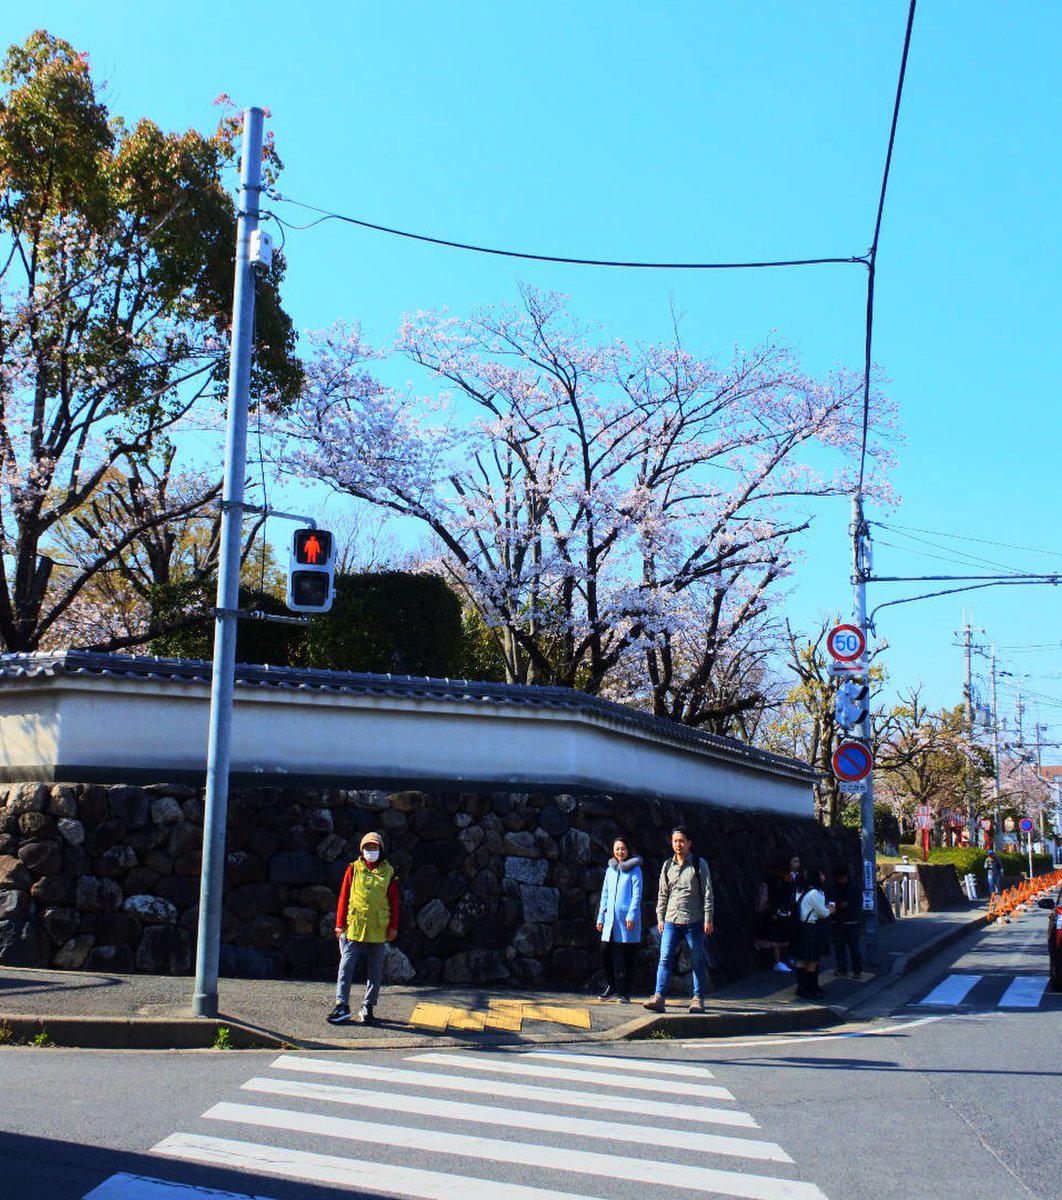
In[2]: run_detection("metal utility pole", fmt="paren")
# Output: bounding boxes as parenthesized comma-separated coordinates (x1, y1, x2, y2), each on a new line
(193, 108, 265, 1019)
(851, 492, 878, 960)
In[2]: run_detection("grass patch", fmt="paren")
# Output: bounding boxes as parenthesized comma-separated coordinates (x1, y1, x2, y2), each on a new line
(212, 1026, 233, 1050)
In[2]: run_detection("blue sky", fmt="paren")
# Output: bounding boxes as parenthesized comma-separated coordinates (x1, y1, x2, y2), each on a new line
(17, 3, 1062, 752)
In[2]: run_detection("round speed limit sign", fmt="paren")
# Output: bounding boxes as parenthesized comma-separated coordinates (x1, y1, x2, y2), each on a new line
(826, 623, 866, 662)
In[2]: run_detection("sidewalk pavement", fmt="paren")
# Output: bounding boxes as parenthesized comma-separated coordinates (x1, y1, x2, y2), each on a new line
(0, 903, 990, 1051)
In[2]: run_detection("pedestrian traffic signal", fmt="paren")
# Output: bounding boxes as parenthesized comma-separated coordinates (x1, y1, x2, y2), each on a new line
(835, 678, 869, 730)
(286, 528, 335, 613)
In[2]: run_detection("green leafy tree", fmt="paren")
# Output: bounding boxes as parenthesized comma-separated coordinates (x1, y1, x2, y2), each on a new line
(304, 572, 464, 676)
(0, 31, 299, 651)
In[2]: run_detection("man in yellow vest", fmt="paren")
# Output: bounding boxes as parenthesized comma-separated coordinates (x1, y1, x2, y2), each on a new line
(328, 831, 400, 1025)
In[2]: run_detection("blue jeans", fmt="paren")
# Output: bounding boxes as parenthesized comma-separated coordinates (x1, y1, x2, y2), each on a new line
(335, 937, 385, 1009)
(654, 922, 708, 998)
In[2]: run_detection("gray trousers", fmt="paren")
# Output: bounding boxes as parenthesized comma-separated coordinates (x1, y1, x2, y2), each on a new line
(335, 936, 385, 1008)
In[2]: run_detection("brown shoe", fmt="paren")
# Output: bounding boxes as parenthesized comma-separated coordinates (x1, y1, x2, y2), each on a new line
(642, 994, 665, 1013)
(688, 997, 705, 1014)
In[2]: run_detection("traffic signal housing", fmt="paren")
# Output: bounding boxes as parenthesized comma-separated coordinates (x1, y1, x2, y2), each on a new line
(286, 528, 335, 613)
(835, 678, 869, 730)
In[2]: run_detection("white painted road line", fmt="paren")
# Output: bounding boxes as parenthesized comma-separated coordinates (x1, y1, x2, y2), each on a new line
(916, 975, 983, 1006)
(84, 1175, 275, 1200)
(409, 1051, 735, 1100)
(241, 1075, 791, 1164)
(270, 1055, 757, 1128)
(154, 1133, 611, 1200)
(204, 1101, 829, 1200)
(682, 1017, 944, 1049)
(519, 1050, 718, 1077)
(998, 975, 1050, 1008)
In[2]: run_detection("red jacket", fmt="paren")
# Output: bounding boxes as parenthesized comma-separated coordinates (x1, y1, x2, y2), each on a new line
(335, 859, 400, 941)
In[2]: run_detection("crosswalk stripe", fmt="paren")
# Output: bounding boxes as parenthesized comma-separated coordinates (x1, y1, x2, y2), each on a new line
(153, 1133, 609, 1200)
(269, 1055, 756, 1128)
(519, 1050, 718, 1078)
(83, 1174, 275, 1200)
(203, 1102, 826, 1200)
(917, 975, 982, 1006)
(241, 1076, 791, 1164)
(408, 1051, 734, 1100)
(998, 976, 1050, 1007)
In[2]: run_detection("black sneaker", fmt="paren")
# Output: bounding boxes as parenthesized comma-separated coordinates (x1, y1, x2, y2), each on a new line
(326, 1003, 351, 1025)
(357, 1005, 375, 1025)
(598, 984, 615, 1001)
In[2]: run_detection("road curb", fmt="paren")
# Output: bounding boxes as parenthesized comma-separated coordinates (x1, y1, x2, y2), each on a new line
(602, 1002, 838, 1041)
(0, 1013, 285, 1050)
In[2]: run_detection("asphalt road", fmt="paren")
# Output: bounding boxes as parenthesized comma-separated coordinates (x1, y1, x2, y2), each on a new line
(0, 911, 1056, 1200)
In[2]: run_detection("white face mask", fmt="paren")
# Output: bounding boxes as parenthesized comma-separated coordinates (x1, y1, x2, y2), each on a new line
(363, 848, 381, 863)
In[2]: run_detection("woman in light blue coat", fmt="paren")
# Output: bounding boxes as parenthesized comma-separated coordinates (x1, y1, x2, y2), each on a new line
(595, 837, 643, 1002)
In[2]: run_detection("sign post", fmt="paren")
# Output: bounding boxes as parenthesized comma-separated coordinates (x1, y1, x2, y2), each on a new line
(1019, 817, 1035, 878)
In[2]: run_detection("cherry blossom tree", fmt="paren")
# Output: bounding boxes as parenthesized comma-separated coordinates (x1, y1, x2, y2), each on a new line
(274, 287, 895, 705)
(0, 31, 299, 651)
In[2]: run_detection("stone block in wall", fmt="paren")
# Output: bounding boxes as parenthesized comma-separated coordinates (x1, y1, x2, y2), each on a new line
(0, 834, 13, 854)
(502, 831, 536, 857)
(504, 856, 548, 885)
(240, 915, 285, 949)
(453, 825, 482, 854)
(107, 786, 151, 829)
(19, 812, 55, 839)
(519, 884, 559, 924)
(85, 944, 135, 973)
(512, 922, 554, 957)
(96, 844, 138, 879)
(58, 818, 85, 846)
(181, 796, 205, 823)
(533, 829, 559, 861)
(122, 895, 178, 925)
(0, 855, 30, 890)
(447, 893, 486, 938)
(306, 808, 334, 834)
(389, 791, 423, 814)
(226, 882, 283, 922)
(226, 850, 266, 887)
(31, 875, 75, 908)
(416, 898, 450, 939)
(442, 948, 510, 984)
(508, 955, 547, 986)
(40, 907, 79, 945)
(315, 834, 346, 863)
(144, 783, 197, 801)
(62, 846, 91, 878)
(408, 864, 440, 908)
(0, 889, 28, 920)
(95, 911, 142, 947)
(76, 785, 109, 827)
(155, 875, 199, 909)
(280, 934, 333, 975)
(560, 828, 591, 864)
(293, 885, 335, 913)
(383, 944, 416, 983)
(143, 850, 174, 878)
(18, 841, 63, 876)
(551, 946, 595, 984)
(85, 819, 124, 857)
(47, 786, 78, 818)
(270, 850, 327, 886)
(126, 868, 161, 896)
(219, 944, 284, 979)
(537, 806, 570, 839)
(6, 784, 48, 814)
(410, 806, 451, 840)
(136, 926, 192, 974)
(553, 918, 587, 949)
(281, 906, 319, 936)
(54, 934, 94, 969)
(150, 796, 184, 826)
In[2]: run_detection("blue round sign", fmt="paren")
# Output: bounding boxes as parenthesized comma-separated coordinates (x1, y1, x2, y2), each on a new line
(832, 740, 873, 782)
(1018, 818, 1034, 833)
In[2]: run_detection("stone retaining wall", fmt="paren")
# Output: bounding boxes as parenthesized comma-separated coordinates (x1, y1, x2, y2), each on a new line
(0, 781, 857, 991)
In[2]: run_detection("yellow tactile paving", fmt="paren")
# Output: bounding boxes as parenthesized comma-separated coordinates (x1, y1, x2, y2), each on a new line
(407, 998, 592, 1033)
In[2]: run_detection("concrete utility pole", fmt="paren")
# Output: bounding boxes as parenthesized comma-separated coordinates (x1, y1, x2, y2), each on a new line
(193, 108, 265, 1019)
(990, 645, 1001, 849)
(851, 492, 878, 960)
(961, 622, 976, 846)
